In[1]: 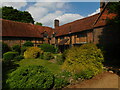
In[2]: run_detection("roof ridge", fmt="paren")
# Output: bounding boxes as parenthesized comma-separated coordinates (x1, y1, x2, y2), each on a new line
(57, 13, 100, 28)
(1, 19, 53, 29)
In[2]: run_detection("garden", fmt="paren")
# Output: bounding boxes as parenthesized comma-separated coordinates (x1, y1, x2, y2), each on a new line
(2, 41, 104, 89)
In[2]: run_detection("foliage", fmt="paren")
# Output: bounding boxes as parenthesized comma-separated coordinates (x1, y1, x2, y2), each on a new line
(73, 69, 94, 80)
(54, 71, 71, 88)
(62, 43, 104, 76)
(107, 2, 120, 24)
(6, 65, 54, 89)
(39, 44, 57, 53)
(35, 22, 42, 26)
(54, 77, 69, 88)
(22, 41, 34, 47)
(21, 46, 28, 55)
(39, 53, 44, 59)
(19, 59, 61, 74)
(24, 47, 43, 59)
(55, 53, 64, 65)
(12, 44, 21, 53)
(14, 55, 24, 61)
(43, 52, 53, 60)
(3, 51, 19, 64)
(2, 6, 34, 23)
(2, 42, 11, 55)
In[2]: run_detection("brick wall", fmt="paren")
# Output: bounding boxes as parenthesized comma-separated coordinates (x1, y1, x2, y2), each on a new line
(2, 37, 43, 47)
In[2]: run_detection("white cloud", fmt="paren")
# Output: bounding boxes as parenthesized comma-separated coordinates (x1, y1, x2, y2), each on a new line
(2, 2, 27, 9)
(88, 8, 100, 16)
(34, 2, 65, 10)
(26, 6, 49, 21)
(2, 2, 84, 28)
(56, 14, 84, 26)
(25, 2, 67, 27)
(25, 2, 85, 27)
(39, 11, 63, 27)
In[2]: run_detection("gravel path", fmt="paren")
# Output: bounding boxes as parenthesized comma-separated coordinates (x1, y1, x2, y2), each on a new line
(66, 72, 119, 88)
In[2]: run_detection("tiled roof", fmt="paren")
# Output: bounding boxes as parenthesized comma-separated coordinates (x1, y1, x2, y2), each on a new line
(1, 6, 116, 38)
(1, 19, 53, 38)
(55, 14, 100, 37)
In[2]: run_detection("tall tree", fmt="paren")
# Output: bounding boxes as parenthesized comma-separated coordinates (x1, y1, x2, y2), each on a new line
(101, 2, 120, 66)
(107, 2, 120, 24)
(2, 6, 34, 24)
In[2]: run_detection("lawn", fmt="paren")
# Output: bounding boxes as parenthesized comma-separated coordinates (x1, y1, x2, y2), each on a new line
(17, 59, 62, 74)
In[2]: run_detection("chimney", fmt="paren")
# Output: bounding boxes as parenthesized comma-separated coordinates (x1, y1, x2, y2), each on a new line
(54, 19, 59, 28)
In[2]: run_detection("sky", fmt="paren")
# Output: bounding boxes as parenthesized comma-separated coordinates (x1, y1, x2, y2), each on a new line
(2, 2, 100, 28)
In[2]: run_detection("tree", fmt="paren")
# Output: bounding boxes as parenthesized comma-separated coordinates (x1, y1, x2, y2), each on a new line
(35, 22, 43, 26)
(99, 2, 120, 66)
(107, 2, 120, 24)
(2, 6, 34, 24)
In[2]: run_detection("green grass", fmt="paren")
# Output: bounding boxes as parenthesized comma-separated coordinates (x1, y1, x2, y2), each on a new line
(17, 59, 62, 74)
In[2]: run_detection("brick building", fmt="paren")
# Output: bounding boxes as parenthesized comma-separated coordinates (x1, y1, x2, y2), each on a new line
(1, 2, 117, 52)
(51, 2, 116, 52)
(1, 19, 53, 46)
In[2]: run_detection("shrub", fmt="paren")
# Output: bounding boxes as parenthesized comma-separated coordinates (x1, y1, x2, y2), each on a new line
(24, 47, 43, 59)
(6, 65, 54, 89)
(2, 42, 11, 54)
(53, 71, 71, 88)
(39, 44, 57, 53)
(62, 43, 104, 76)
(54, 77, 69, 88)
(43, 52, 53, 60)
(3, 51, 19, 64)
(55, 53, 64, 65)
(14, 55, 24, 61)
(73, 69, 94, 80)
(21, 46, 28, 55)
(22, 41, 34, 47)
(12, 44, 21, 53)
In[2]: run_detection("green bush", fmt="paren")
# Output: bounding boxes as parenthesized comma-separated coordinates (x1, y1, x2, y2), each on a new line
(6, 65, 54, 89)
(12, 44, 21, 53)
(39, 44, 57, 53)
(53, 71, 71, 88)
(55, 53, 64, 65)
(39, 53, 44, 59)
(3, 51, 19, 64)
(62, 43, 104, 76)
(43, 52, 53, 60)
(22, 41, 34, 47)
(2, 42, 11, 54)
(54, 77, 69, 88)
(14, 55, 24, 61)
(24, 47, 43, 59)
(21, 46, 28, 55)
(73, 69, 94, 80)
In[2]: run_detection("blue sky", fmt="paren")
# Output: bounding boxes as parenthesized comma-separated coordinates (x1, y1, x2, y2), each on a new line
(67, 2, 100, 16)
(2, 2, 100, 27)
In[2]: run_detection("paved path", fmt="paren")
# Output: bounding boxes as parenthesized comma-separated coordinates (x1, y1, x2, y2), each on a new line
(66, 72, 119, 88)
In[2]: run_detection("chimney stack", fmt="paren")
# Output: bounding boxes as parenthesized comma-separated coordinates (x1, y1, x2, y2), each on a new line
(54, 19, 59, 28)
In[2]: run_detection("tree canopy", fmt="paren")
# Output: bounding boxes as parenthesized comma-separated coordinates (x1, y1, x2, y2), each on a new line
(107, 2, 120, 24)
(2, 6, 34, 24)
